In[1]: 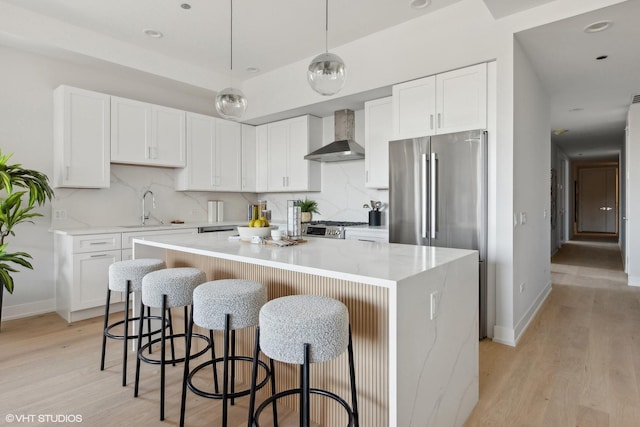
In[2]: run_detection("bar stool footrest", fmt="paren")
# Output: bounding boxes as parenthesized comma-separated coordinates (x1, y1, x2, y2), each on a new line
(138, 333, 211, 365)
(187, 356, 271, 399)
(104, 315, 167, 341)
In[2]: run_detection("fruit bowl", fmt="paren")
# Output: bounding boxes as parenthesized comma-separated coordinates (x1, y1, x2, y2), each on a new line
(237, 225, 276, 241)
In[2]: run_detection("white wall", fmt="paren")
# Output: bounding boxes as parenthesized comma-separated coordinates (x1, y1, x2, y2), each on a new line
(505, 38, 552, 344)
(627, 104, 640, 285)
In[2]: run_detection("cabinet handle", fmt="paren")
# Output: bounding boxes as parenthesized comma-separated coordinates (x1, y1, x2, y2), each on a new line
(282, 177, 285, 187)
(66, 166, 70, 180)
(430, 114, 434, 130)
(437, 113, 441, 129)
(286, 176, 290, 187)
(365, 170, 369, 183)
(89, 241, 109, 245)
(90, 253, 108, 258)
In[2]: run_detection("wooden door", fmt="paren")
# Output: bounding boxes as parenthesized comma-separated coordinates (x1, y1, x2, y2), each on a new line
(577, 166, 617, 233)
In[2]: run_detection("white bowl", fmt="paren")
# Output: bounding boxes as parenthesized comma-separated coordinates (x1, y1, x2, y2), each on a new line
(237, 226, 275, 241)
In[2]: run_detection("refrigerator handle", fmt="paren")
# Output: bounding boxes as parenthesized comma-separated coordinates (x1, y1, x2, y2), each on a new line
(430, 152, 438, 238)
(421, 153, 428, 239)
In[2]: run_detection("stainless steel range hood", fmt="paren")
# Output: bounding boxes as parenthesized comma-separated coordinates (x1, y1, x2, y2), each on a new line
(304, 109, 365, 162)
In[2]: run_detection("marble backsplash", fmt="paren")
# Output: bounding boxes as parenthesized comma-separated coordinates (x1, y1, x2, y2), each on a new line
(50, 160, 389, 229)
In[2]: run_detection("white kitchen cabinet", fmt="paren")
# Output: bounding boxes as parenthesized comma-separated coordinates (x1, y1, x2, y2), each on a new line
(392, 75, 437, 139)
(241, 124, 257, 192)
(344, 227, 389, 243)
(364, 97, 393, 189)
(255, 124, 269, 193)
(111, 96, 186, 167)
(392, 63, 487, 139)
(55, 233, 123, 323)
(176, 112, 241, 191)
(53, 85, 111, 188)
(436, 64, 487, 135)
(263, 115, 322, 192)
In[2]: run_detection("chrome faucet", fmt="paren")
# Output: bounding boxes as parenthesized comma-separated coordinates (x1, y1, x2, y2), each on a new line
(141, 190, 155, 225)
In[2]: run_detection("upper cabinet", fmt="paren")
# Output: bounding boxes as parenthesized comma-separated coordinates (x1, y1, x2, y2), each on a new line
(364, 97, 393, 189)
(241, 124, 257, 192)
(392, 63, 487, 139)
(111, 96, 186, 167)
(261, 115, 322, 192)
(53, 85, 110, 188)
(175, 112, 241, 192)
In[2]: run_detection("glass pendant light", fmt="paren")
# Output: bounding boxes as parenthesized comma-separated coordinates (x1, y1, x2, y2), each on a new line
(215, 0, 247, 120)
(307, 0, 346, 96)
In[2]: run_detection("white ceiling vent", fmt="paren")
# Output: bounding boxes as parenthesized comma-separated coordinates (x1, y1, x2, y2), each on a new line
(632, 94, 640, 104)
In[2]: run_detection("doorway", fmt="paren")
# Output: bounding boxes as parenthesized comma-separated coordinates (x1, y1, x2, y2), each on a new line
(573, 161, 618, 237)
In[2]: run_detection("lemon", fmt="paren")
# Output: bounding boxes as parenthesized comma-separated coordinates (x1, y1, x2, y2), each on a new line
(248, 220, 256, 227)
(258, 216, 270, 227)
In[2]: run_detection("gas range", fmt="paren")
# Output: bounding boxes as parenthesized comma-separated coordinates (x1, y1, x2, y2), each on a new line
(301, 221, 368, 239)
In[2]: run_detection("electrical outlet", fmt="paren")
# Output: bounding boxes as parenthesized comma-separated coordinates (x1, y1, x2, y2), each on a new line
(53, 209, 67, 220)
(519, 282, 525, 294)
(430, 291, 439, 320)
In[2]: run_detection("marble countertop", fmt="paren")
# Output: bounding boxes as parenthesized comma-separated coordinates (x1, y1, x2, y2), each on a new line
(133, 231, 476, 288)
(51, 220, 246, 235)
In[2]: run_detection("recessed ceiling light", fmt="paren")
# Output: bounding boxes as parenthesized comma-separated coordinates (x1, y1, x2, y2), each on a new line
(584, 20, 612, 33)
(143, 29, 163, 38)
(410, 0, 431, 10)
(246, 66, 260, 73)
(180, 3, 191, 9)
(569, 108, 584, 112)
(553, 129, 569, 135)
(596, 55, 608, 61)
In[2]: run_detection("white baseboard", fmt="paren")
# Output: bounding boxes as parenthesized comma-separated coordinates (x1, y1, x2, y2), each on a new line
(628, 276, 640, 287)
(492, 281, 552, 348)
(1, 298, 55, 321)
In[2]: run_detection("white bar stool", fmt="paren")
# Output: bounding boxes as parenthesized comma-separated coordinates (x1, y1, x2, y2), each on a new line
(100, 258, 166, 387)
(133, 267, 211, 421)
(248, 295, 359, 427)
(180, 279, 276, 427)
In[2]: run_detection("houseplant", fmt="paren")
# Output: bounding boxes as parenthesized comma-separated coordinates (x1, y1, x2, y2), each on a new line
(0, 150, 54, 329)
(299, 198, 319, 223)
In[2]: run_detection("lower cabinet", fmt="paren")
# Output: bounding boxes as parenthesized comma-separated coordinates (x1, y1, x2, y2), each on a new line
(55, 232, 123, 323)
(55, 228, 196, 322)
(344, 228, 389, 243)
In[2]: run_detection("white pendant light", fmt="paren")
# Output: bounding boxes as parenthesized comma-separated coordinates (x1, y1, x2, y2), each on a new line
(215, 0, 247, 121)
(307, 0, 346, 96)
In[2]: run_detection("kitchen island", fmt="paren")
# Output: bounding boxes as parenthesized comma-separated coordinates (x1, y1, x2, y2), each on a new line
(133, 232, 479, 427)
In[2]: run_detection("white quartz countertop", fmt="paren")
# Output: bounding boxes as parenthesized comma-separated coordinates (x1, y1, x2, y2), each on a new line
(133, 232, 476, 288)
(51, 220, 245, 236)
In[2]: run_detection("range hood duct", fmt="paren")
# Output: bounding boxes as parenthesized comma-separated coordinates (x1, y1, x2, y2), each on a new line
(304, 109, 365, 162)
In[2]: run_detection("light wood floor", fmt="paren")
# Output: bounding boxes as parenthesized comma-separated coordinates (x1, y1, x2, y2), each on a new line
(1, 240, 638, 426)
(465, 239, 640, 426)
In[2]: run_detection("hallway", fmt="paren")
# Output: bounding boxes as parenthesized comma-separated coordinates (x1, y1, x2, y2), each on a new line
(465, 240, 640, 426)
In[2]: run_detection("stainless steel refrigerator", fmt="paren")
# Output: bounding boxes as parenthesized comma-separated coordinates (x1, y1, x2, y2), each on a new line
(389, 129, 488, 338)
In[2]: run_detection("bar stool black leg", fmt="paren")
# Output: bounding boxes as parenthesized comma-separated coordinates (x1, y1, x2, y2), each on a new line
(160, 294, 167, 421)
(210, 329, 219, 394)
(348, 325, 359, 427)
(100, 287, 112, 371)
(270, 358, 279, 427)
(146, 306, 153, 354)
(180, 305, 194, 427)
(167, 307, 176, 367)
(231, 329, 236, 406)
(122, 280, 131, 387)
(134, 297, 145, 398)
(247, 326, 260, 427)
(222, 313, 231, 427)
(300, 343, 311, 427)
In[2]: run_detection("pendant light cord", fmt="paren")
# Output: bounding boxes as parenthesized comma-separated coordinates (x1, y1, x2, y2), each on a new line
(230, 0, 234, 72)
(324, 0, 329, 53)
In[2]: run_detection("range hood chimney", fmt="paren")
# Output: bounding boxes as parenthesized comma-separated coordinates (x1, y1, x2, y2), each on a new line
(304, 109, 365, 162)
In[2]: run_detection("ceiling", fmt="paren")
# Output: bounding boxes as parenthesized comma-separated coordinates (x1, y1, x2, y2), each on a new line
(516, 0, 640, 159)
(0, 0, 637, 160)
